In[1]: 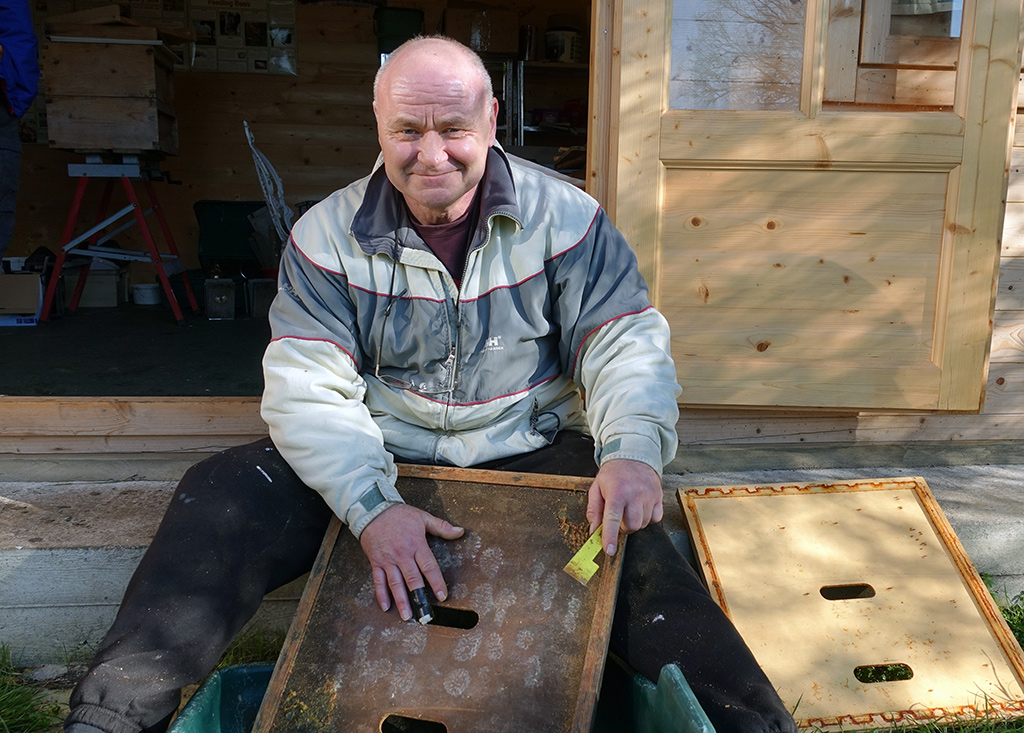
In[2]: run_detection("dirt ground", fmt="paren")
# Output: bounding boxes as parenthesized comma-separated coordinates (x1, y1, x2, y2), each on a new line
(0, 481, 173, 550)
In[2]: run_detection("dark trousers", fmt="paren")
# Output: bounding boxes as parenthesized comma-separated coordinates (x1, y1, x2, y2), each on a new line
(66, 435, 796, 733)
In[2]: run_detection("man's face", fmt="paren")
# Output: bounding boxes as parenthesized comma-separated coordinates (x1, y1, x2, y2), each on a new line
(374, 46, 498, 225)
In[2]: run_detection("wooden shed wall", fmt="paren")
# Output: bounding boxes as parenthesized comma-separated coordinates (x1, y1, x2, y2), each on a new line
(9, 0, 585, 269)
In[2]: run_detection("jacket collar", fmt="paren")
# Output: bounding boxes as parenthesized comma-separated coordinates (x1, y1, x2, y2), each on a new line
(350, 145, 522, 260)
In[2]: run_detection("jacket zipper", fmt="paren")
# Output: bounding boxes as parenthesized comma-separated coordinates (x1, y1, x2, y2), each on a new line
(440, 213, 495, 430)
(439, 274, 460, 430)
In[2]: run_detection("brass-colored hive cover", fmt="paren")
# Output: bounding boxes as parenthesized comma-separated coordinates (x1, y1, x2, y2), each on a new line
(679, 477, 1024, 731)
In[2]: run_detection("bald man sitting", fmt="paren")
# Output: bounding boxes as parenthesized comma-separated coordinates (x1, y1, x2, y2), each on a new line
(65, 37, 796, 733)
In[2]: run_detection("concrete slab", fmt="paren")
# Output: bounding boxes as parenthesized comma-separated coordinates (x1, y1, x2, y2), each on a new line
(0, 481, 174, 549)
(0, 480, 302, 665)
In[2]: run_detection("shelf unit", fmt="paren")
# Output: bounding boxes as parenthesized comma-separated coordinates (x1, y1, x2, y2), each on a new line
(483, 55, 589, 170)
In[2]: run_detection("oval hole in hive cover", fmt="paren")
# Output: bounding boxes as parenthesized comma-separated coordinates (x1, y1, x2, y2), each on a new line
(428, 605, 479, 630)
(853, 663, 914, 683)
(820, 583, 876, 600)
(382, 714, 448, 732)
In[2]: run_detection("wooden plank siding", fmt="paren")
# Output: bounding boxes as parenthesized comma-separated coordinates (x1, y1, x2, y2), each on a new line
(0, 397, 265, 455)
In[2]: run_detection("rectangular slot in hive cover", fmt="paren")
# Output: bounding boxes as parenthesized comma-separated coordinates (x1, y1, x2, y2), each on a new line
(678, 477, 1024, 731)
(253, 465, 623, 733)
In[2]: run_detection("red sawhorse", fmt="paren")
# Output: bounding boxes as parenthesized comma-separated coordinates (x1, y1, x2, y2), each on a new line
(41, 154, 199, 323)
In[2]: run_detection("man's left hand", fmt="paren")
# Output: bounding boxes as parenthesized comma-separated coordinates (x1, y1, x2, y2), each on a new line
(586, 458, 663, 556)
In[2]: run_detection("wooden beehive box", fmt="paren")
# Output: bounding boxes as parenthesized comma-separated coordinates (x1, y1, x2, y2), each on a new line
(42, 24, 178, 154)
(253, 465, 623, 733)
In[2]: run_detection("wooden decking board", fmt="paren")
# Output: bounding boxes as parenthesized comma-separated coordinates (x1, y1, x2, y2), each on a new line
(678, 477, 1024, 731)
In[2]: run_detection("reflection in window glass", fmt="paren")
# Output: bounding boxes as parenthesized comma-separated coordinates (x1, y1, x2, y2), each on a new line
(891, 0, 962, 37)
(670, 0, 807, 111)
(824, 0, 963, 109)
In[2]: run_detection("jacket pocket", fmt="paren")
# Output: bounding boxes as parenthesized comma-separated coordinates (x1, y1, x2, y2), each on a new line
(528, 399, 561, 444)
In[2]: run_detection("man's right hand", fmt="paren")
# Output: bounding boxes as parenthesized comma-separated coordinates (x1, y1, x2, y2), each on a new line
(359, 503, 464, 621)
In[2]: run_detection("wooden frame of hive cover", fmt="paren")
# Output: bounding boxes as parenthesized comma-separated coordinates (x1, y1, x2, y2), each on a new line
(252, 464, 623, 733)
(677, 477, 1024, 731)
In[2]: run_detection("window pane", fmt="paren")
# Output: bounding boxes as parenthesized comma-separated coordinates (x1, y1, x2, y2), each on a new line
(825, 0, 964, 109)
(670, 0, 807, 111)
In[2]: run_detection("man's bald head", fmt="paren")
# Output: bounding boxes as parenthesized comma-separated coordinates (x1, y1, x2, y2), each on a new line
(374, 35, 493, 110)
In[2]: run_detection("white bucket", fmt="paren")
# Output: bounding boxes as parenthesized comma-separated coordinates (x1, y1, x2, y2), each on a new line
(132, 283, 161, 305)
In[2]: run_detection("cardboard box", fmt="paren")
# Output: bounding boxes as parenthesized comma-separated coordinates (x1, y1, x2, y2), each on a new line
(0, 314, 40, 326)
(0, 273, 44, 316)
(444, 6, 519, 54)
(42, 37, 178, 153)
(61, 269, 128, 307)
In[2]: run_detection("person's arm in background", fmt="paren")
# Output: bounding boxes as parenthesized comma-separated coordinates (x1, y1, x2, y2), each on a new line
(0, 0, 40, 118)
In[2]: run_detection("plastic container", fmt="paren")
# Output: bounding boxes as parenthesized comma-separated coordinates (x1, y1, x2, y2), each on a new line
(131, 283, 161, 305)
(192, 200, 267, 269)
(167, 658, 715, 733)
(169, 665, 273, 733)
(545, 28, 583, 63)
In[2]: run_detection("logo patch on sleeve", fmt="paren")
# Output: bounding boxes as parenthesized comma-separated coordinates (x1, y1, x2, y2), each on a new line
(358, 485, 387, 511)
(601, 438, 623, 458)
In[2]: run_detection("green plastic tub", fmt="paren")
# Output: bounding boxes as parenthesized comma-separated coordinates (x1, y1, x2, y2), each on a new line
(168, 657, 714, 733)
(169, 664, 273, 733)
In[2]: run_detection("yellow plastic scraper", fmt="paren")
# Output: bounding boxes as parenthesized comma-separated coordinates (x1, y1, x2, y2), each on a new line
(563, 526, 604, 586)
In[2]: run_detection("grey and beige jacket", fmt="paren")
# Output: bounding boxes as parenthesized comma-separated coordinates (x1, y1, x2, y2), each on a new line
(261, 146, 681, 537)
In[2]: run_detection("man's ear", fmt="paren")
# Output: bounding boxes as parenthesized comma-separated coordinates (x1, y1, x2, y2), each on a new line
(488, 96, 498, 144)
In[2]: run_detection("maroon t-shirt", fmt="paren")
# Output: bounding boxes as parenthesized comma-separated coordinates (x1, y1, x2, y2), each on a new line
(409, 192, 482, 288)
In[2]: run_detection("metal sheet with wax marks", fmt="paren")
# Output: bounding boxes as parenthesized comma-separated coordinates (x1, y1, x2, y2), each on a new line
(253, 465, 623, 733)
(678, 476, 1024, 731)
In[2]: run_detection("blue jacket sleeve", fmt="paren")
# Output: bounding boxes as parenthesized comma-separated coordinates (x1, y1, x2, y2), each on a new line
(0, 0, 40, 117)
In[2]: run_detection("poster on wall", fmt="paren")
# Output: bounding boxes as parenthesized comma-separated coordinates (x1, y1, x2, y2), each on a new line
(29, 0, 297, 74)
(189, 0, 296, 73)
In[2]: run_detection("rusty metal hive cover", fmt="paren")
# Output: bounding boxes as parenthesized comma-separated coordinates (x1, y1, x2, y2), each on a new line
(678, 476, 1024, 731)
(253, 465, 622, 733)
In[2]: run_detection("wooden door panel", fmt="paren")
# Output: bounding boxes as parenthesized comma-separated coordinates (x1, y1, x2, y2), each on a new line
(663, 313, 938, 360)
(659, 113, 965, 164)
(661, 256, 939, 316)
(600, 0, 1024, 411)
(659, 167, 948, 408)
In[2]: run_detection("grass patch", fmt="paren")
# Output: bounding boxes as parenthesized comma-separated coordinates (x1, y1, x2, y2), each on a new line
(1004, 603, 1024, 650)
(0, 645, 62, 733)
